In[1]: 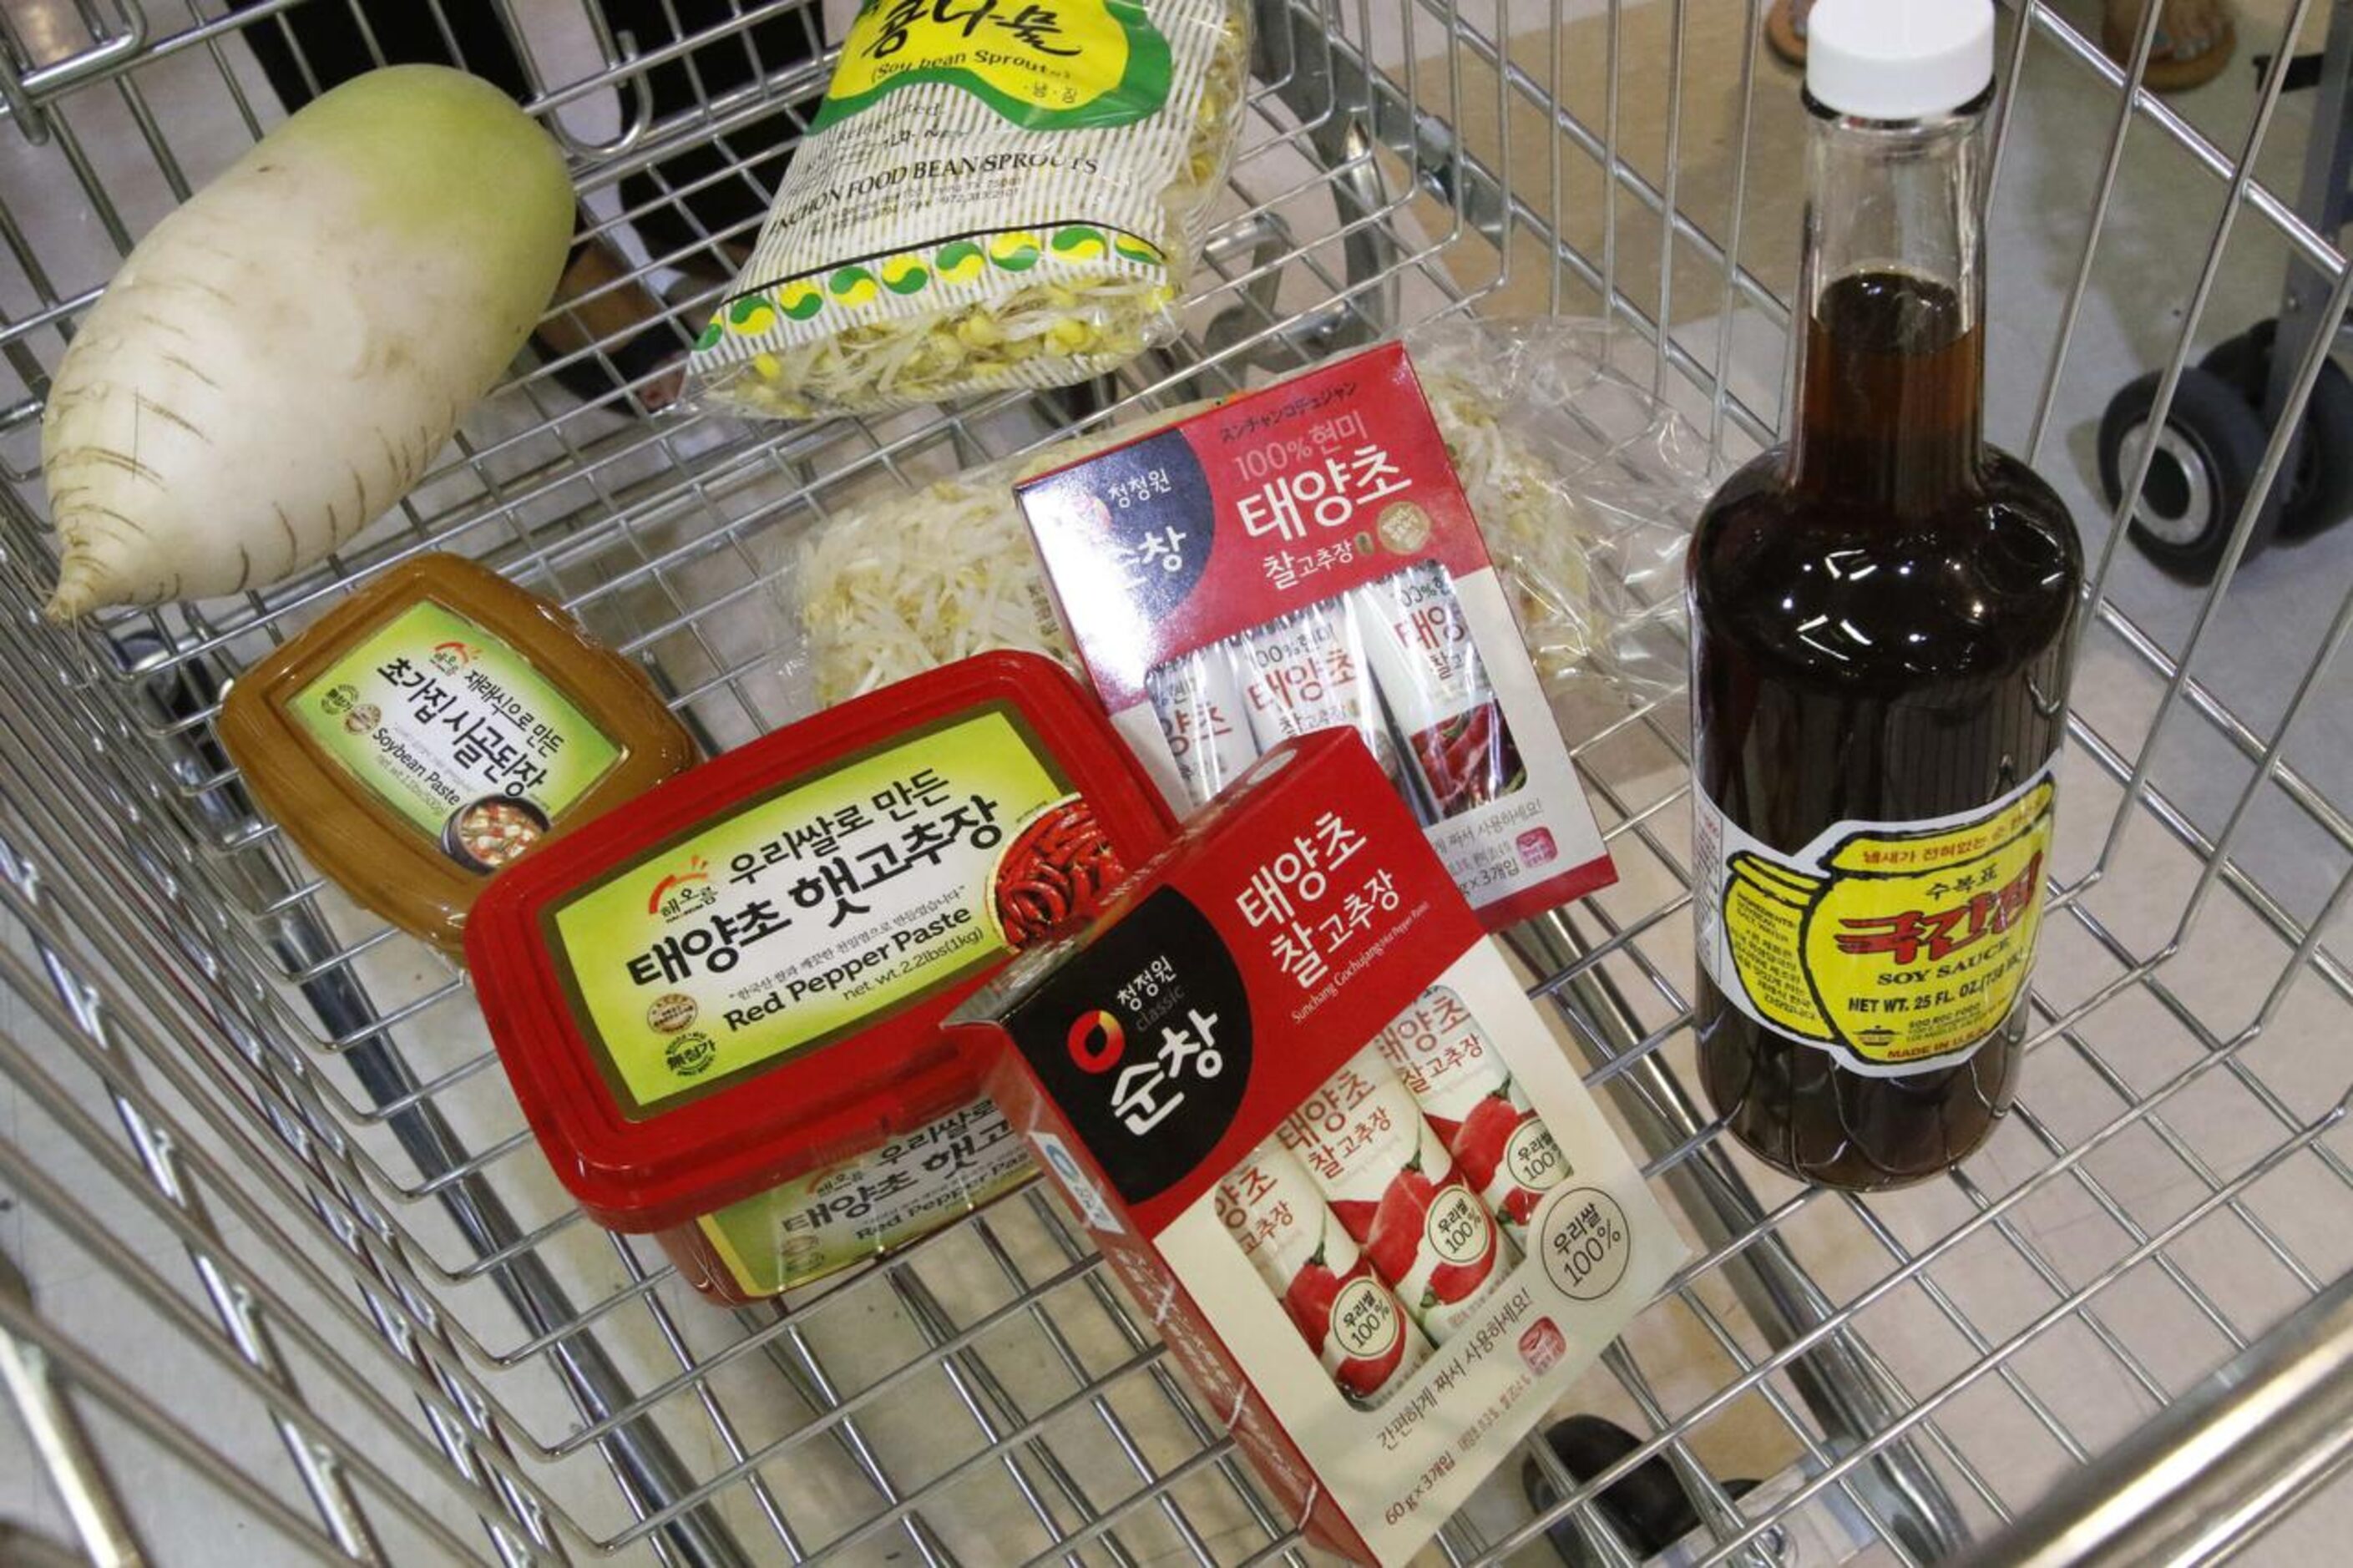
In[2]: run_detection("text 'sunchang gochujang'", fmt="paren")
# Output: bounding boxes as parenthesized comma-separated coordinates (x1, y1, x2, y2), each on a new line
(952, 730, 1683, 1567)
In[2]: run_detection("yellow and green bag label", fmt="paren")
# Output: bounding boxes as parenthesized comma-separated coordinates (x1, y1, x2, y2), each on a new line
(1693, 766, 2057, 1075)
(696, 1095, 1034, 1297)
(686, 0, 1239, 398)
(820, 0, 1174, 132)
(289, 601, 620, 871)
(545, 706, 1072, 1117)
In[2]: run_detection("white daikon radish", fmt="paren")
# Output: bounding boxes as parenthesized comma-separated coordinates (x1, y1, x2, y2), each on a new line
(42, 64, 573, 619)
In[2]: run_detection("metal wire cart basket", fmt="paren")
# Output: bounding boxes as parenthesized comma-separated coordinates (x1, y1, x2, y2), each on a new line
(2, 0, 2350, 1562)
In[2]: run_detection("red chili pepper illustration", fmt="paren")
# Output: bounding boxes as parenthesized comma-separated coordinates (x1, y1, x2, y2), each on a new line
(1283, 1247, 1343, 1354)
(1407, 701, 1526, 817)
(1365, 1156, 1438, 1286)
(1375, 989, 1566, 1243)
(1283, 1233, 1416, 1401)
(993, 799, 1125, 949)
(1282, 1048, 1515, 1343)
(1453, 1090, 1523, 1192)
(1219, 1144, 1426, 1406)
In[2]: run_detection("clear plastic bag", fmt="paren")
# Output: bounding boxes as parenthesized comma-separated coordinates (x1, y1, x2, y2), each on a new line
(1408, 318, 1718, 711)
(790, 320, 1718, 711)
(687, 0, 1250, 420)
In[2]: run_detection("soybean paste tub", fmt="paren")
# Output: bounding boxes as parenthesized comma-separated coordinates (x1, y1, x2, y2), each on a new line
(219, 553, 700, 953)
(466, 652, 1175, 1302)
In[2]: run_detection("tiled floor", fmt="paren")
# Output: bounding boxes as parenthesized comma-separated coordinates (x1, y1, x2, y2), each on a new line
(3, 0, 2350, 1564)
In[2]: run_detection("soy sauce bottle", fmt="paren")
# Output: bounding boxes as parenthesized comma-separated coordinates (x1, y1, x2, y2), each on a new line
(1687, 0, 2081, 1190)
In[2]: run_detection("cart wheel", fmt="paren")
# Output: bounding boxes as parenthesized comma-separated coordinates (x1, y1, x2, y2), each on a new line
(2199, 321, 2353, 539)
(2098, 366, 2273, 583)
(1523, 1414, 1755, 1564)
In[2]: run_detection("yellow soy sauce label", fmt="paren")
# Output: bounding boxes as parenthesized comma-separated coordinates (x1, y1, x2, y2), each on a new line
(1696, 769, 2057, 1075)
(819, 0, 1173, 131)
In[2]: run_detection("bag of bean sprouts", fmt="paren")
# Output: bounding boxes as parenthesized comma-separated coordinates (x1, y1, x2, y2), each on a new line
(687, 0, 1251, 418)
(786, 319, 1714, 715)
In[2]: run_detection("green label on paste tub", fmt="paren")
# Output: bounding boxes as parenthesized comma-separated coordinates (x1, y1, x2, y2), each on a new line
(290, 601, 620, 872)
(547, 707, 1075, 1117)
(697, 1095, 1035, 1296)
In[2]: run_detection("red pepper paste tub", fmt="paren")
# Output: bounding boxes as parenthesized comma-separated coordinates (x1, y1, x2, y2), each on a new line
(465, 652, 1175, 1302)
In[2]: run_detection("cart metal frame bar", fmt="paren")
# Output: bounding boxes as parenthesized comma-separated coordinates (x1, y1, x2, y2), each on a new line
(0, 0, 2345, 1564)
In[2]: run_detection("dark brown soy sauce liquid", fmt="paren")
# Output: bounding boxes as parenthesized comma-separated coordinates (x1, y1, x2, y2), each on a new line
(1688, 271, 2082, 1189)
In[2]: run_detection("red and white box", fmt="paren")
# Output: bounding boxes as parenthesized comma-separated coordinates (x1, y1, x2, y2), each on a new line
(1014, 341, 1617, 930)
(949, 731, 1681, 1565)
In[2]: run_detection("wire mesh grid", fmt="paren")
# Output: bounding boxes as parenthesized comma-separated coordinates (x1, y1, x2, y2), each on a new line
(0, 0, 2347, 1563)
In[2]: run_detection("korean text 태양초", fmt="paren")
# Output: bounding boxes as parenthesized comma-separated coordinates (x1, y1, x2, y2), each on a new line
(1236, 442, 1414, 549)
(1234, 809, 1393, 989)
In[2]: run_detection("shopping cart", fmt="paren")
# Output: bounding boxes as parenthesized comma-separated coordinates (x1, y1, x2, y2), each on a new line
(0, 0, 2348, 1564)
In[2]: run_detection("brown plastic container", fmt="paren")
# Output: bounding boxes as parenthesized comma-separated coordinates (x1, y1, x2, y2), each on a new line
(219, 553, 699, 953)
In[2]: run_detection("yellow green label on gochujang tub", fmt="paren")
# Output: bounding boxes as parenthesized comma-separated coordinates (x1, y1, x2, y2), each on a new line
(289, 600, 621, 873)
(546, 706, 1075, 1118)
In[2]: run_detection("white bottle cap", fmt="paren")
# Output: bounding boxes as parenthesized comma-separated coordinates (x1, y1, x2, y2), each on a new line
(1805, 0, 1995, 120)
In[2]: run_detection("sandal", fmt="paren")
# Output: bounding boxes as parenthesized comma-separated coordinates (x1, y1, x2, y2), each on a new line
(2104, 0, 2237, 94)
(531, 235, 694, 413)
(1766, 0, 1811, 68)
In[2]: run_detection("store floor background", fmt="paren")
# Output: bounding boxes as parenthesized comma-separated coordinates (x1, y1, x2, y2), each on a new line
(2, 0, 2348, 1563)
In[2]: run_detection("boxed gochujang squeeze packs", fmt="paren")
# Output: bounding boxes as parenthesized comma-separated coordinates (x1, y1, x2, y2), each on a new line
(1014, 341, 1617, 929)
(948, 730, 1682, 1565)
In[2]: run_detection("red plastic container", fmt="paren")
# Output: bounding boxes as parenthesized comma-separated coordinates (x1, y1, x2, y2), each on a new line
(466, 652, 1175, 1299)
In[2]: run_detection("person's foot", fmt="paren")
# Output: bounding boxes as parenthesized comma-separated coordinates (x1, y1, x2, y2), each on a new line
(532, 235, 693, 413)
(2104, 0, 2237, 93)
(1766, 0, 1813, 68)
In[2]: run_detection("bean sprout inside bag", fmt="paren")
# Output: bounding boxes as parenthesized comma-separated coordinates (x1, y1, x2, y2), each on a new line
(688, 0, 1251, 418)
